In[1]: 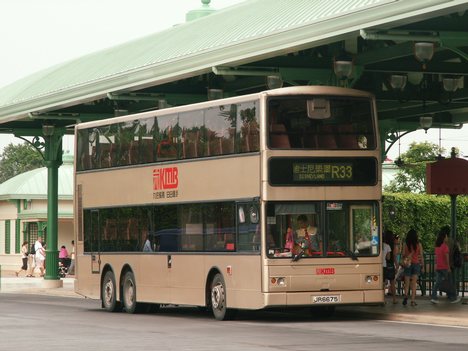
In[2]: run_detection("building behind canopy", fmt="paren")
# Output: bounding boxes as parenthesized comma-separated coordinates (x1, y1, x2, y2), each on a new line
(0, 153, 73, 271)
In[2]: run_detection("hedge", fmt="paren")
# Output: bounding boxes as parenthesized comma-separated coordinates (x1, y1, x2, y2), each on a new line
(382, 193, 468, 252)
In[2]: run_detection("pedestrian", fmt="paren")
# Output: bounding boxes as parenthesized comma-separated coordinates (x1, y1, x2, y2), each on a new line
(431, 226, 461, 304)
(15, 241, 29, 277)
(401, 229, 424, 306)
(33, 236, 46, 277)
(26, 240, 36, 277)
(383, 230, 397, 304)
(59, 245, 69, 266)
(67, 240, 75, 276)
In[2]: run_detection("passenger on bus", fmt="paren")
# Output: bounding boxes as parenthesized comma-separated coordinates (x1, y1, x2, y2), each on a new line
(295, 214, 322, 254)
(143, 235, 153, 252)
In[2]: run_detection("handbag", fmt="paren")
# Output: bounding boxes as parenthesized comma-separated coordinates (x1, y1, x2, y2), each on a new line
(396, 266, 405, 281)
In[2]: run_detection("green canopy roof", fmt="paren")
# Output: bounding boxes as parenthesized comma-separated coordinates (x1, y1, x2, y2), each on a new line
(0, 0, 466, 124)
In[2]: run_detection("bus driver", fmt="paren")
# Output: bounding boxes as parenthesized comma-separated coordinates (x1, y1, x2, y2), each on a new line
(295, 214, 322, 254)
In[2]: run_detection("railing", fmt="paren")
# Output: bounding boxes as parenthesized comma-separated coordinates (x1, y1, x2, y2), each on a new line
(396, 253, 468, 297)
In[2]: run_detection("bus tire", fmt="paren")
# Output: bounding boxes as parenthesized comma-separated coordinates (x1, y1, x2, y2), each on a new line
(122, 271, 141, 314)
(102, 271, 120, 312)
(210, 273, 236, 321)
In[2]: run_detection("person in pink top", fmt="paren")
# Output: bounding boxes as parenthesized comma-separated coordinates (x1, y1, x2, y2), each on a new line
(402, 229, 424, 306)
(431, 226, 461, 304)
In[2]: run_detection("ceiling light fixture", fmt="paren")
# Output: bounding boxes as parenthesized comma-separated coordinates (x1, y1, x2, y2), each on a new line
(333, 59, 353, 80)
(266, 75, 283, 89)
(42, 123, 55, 137)
(207, 88, 223, 100)
(414, 42, 435, 69)
(442, 76, 462, 92)
(419, 116, 433, 133)
(389, 75, 407, 91)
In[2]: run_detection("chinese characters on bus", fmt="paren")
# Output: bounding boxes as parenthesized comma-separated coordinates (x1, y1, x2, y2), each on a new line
(293, 163, 353, 182)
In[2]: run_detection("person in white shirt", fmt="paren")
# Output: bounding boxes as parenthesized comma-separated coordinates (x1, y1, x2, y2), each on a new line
(34, 237, 46, 277)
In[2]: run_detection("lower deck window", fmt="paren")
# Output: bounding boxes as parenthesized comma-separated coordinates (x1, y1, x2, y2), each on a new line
(83, 200, 259, 254)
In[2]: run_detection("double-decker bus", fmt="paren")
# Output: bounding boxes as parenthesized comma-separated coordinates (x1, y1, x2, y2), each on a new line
(74, 86, 383, 320)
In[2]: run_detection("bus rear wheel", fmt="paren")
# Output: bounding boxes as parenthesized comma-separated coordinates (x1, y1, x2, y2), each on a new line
(122, 271, 141, 314)
(210, 273, 235, 321)
(102, 271, 120, 312)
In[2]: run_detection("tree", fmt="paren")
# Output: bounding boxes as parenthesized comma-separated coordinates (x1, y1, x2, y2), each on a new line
(0, 142, 44, 183)
(384, 141, 445, 193)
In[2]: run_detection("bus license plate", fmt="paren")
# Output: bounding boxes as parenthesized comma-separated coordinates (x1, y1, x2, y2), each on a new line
(312, 295, 341, 304)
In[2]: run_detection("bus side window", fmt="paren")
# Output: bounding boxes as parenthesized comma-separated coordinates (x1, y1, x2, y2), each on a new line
(182, 130, 200, 159)
(157, 129, 178, 160)
(99, 142, 114, 168)
(182, 223, 203, 250)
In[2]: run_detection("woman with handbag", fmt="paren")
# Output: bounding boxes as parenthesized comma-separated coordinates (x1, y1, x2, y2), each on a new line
(431, 226, 461, 304)
(402, 229, 424, 306)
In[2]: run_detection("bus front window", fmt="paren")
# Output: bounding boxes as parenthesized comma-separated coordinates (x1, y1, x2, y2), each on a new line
(268, 96, 375, 150)
(266, 202, 379, 259)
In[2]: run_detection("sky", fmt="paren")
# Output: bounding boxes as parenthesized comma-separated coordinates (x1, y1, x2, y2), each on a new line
(0, 0, 466, 159)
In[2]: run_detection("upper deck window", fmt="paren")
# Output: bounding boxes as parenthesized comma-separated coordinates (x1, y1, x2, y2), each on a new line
(76, 100, 259, 172)
(268, 96, 375, 150)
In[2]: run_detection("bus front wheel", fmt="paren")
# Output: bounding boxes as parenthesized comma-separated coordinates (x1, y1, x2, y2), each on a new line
(210, 273, 236, 321)
(102, 271, 120, 312)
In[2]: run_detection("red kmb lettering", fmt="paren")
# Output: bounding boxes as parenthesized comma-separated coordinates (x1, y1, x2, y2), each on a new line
(153, 167, 179, 190)
(316, 268, 335, 275)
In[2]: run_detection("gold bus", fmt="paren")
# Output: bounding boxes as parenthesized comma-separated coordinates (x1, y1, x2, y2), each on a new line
(74, 86, 383, 320)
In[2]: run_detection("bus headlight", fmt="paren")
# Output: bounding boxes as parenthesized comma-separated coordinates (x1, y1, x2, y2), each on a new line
(365, 275, 379, 284)
(271, 277, 286, 286)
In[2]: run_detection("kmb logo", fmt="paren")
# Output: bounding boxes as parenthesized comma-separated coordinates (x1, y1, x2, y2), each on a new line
(153, 167, 178, 190)
(316, 268, 335, 275)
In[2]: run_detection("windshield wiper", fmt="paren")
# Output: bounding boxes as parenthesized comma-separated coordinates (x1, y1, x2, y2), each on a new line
(347, 250, 359, 261)
(291, 250, 304, 262)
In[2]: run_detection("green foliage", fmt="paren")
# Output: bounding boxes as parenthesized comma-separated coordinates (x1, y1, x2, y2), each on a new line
(383, 193, 468, 252)
(0, 143, 44, 183)
(384, 141, 444, 193)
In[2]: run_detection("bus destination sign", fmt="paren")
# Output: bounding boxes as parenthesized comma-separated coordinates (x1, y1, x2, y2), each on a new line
(269, 157, 377, 186)
(293, 163, 352, 182)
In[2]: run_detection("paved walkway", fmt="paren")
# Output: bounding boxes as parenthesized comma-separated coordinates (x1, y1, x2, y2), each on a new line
(1, 270, 467, 326)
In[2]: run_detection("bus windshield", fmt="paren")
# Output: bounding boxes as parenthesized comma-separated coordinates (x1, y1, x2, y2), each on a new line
(266, 201, 379, 259)
(268, 95, 375, 150)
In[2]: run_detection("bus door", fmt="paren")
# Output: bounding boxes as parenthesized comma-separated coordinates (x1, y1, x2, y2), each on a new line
(237, 202, 260, 251)
(90, 209, 101, 274)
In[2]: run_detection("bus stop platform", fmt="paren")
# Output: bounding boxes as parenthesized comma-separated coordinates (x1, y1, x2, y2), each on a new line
(339, 296, 468, 327)
(1, 272, 467, 326)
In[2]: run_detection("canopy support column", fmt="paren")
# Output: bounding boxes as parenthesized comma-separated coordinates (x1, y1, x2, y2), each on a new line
(42, 126, 64, 283)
